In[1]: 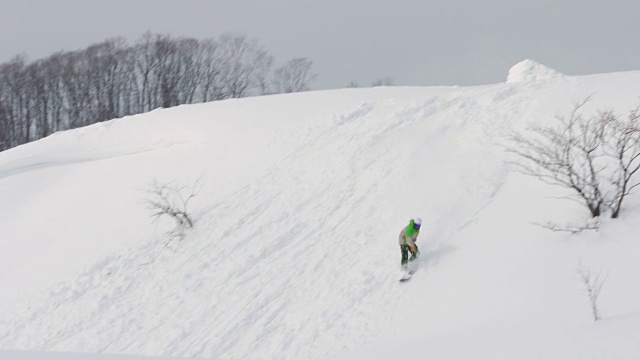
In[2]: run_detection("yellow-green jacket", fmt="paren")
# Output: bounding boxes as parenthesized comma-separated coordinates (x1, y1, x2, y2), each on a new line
(398, 219, 420, 251)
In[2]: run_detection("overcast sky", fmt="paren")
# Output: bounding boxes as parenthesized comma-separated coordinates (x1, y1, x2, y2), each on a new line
(1, 0, 639, 89)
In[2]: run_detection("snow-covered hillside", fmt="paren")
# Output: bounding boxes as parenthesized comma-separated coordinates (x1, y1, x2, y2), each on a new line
(1, 60, 640, 359)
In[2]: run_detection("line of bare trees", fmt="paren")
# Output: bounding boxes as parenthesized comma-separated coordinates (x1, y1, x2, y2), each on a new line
(0, 32, 316, 151)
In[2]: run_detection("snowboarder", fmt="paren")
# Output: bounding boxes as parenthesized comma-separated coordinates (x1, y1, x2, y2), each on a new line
(399, 217, 421, 272)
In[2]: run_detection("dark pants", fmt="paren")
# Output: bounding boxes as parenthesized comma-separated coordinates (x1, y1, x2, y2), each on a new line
(400, 244, 418, 269)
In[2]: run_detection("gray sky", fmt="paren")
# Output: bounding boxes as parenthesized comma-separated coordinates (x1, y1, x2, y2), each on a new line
(1, 0, 639, 89)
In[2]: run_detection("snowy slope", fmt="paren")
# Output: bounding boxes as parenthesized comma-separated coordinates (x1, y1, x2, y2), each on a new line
(0, 350, 189, 360)
(1, 61, 640, 359)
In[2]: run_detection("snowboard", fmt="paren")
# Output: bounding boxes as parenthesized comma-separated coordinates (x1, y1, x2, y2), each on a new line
(399, 270, 415, 282)
(399, 258, 419, 282)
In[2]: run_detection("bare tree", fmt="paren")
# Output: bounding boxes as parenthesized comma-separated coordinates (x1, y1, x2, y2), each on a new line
(253, 49, 274, 95)
(85, 39, 130, 122)
(199, 39, 227, 102)
(155, 35, 183, 108)
(26, 57, 63, 139)
(177, 38, 207, 104)
(509, 98, 607, 218)
(272, 57, 316, 93)
(511, 97, 640, 220)
(218, 33, 269, 98)
(65, 49, 101, 128)
(576, 263, 607, 321)
(132, 32, 164, 112)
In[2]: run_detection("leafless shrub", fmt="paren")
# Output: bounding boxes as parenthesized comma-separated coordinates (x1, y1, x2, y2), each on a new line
(576, 263, 607, 321)
(509, 97, 640, 220)
(146, 178, 201, 242)
(534, 217, 600, 235)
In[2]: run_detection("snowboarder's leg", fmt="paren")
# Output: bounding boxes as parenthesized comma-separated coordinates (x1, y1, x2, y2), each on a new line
(400, 245, 409, 270)
(407, 245, 419, 274)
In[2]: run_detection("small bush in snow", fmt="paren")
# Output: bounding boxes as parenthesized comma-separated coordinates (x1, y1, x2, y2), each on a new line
(535, 217, 601, 235)
(576, 263, 607, 322)
(145, 179, 200, 242)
